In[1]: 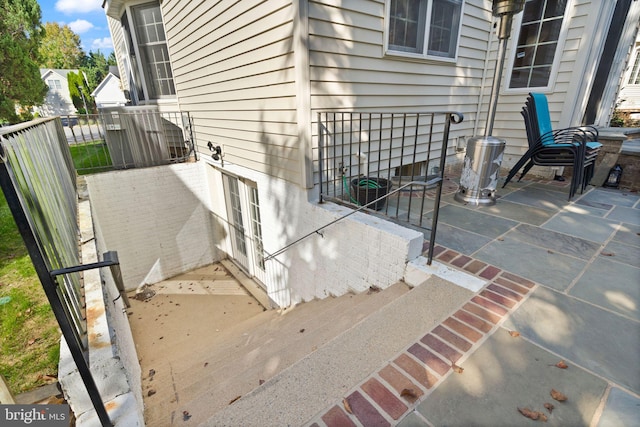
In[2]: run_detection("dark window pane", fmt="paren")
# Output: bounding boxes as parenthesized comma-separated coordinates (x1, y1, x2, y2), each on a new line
(529, 66, 551, 87)
(514, 46, 534, 67)
(517, 22, 540, 46)
(544, 0, 567, 18)
(522, 0, 544, 23)
(539, 19, 562, 43)
(510, 68, 530, 88)
(534, 42, 556, 66)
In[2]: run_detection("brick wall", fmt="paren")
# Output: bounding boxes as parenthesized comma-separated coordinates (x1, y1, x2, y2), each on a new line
(86, 162, 222, 291)
(204, 162, 424, 307)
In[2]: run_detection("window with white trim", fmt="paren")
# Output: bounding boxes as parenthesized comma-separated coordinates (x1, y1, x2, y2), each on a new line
(508, 0, 568, 89)
(47, 79, 62, 90)
(386, 0, 463, 59)
(120, 1, 175, 103)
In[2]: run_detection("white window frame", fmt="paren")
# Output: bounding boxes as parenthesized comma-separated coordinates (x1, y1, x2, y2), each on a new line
(120, 0, 176, 104)
(384, 0, 465, 62)
(504, 0, 572, 94)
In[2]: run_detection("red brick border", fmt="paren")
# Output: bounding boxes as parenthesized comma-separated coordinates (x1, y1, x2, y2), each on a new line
(306, 244, 539, 426)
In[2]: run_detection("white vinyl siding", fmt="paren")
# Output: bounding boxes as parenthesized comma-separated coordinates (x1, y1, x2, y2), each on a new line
(161, 0, 300, 183)
(107, 15, 130, 96)
(308, 0, 489, 176)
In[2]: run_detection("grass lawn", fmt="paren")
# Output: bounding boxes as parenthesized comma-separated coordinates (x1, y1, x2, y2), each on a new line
(68, 140, 113, 175)
(0, 190, 60, 394)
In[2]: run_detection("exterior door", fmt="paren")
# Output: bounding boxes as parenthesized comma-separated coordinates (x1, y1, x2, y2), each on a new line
(222, 174, 267, 288)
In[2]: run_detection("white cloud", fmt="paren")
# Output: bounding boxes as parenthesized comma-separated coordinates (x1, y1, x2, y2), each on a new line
(91, 37, 113, 50)
(68, 19, 94, 34)
(55, 0, 102, 14)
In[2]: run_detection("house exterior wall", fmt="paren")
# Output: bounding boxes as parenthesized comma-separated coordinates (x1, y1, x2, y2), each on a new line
(36, 70, 77, 117)
(92, 74, 128, 108)
(106, 14, 130, 98)
(161, 0, 303, 185)
(203, 161, 423, 307)
(86, 162, 222, 291)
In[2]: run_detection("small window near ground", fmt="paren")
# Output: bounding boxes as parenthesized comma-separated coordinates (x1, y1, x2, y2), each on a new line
(508, 0, 568, 89)
(386, 0, 463, 60)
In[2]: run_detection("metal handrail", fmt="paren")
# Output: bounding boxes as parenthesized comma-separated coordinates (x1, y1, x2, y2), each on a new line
(264, 177, 441, 262)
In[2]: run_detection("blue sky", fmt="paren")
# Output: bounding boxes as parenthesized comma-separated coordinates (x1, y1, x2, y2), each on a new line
(37, 0, 114, 54)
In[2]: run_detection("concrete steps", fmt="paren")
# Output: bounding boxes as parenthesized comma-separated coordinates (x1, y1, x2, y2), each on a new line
(202, 275, 474, 426)
(139, 282, 412, 426)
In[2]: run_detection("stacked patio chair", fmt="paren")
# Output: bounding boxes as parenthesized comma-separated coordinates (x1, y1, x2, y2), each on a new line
(502, 93, 602, 200)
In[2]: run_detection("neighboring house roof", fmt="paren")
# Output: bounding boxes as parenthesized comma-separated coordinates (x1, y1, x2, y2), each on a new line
(40, 69, 80, 80)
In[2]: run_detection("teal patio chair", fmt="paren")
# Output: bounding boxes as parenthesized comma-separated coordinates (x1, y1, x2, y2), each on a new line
(502, 93, 602, 200)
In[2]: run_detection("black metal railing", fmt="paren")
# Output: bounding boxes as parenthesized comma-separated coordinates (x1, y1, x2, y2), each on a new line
(318, 111, 463, 263)
(0, 118, 114, 426)
(58, 109, 196, 174)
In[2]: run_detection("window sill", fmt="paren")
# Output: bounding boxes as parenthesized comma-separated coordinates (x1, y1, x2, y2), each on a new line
(383, 49, 458, 65)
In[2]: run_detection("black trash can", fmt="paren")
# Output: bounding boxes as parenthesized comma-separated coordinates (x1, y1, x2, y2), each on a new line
(351, 177, 391, 210)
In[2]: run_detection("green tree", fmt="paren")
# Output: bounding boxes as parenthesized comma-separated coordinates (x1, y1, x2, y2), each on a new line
(81, 50, 110, 93)
(67, 71, 92, 114)
(0, 0, 48, 123)
(38, 22, 84, 69)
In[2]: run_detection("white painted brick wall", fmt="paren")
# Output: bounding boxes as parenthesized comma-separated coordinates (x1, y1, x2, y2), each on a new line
(204, 160, 424, 307)
(86, 162, 222, 291)
(86, 158, 423, 305)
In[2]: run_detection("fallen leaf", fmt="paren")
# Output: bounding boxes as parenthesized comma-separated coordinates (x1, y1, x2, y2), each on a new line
(497, 237, 504, 241)
(299, 328, 305, 333)
(27, 338, 38, 346)
(148, 369, 156, 379)
(400, 388, 418, 401)
(555, 360, 568, 369)
(544, 402, 554, 413)
(259, 379, 265, 385)
(518, 407, 539, 420)
(147, 389, 156, 397)
(538, 412, 548, 422)
(229, 395, 242, 405)
(551, 389, 568, 402)
(600, 252, 615, 257)
(452, 363, 464, 374)
(509, 330, 521, 337)
(343, 398, 353, 414)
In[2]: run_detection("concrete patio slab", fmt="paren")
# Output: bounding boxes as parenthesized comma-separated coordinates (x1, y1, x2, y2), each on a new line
(508, 223, 601, 260)
(474, 236, 586, 291)
(597, 387, 640, 427)
(612, 223, 640, 247)
(569, 257, 640, 321)
(501, 185, 571, 211)
(542, 210, 619, 243)
(435, 204, 519, 238)
(425, 222, 492, 256)
(606, 205, 640, 226)
(413, 330, 607, 427)
(600, 240, 640, 268)
(466, 199, 558, 226)
(503, 286, 640, 394)
(579, 188, 639, 208)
